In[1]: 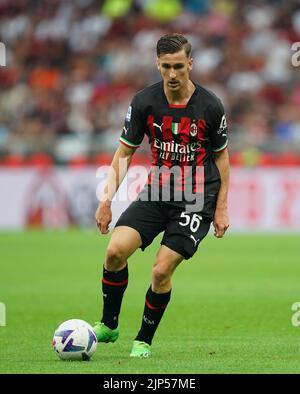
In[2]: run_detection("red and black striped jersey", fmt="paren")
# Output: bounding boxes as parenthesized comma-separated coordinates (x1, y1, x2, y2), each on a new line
(119, 81, 228, 216)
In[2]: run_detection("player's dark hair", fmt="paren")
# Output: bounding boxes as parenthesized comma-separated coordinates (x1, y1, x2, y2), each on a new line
(156, 34, 192, 58)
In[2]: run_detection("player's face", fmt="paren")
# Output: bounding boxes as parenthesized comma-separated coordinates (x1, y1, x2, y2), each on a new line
(157, 49, 193, 92)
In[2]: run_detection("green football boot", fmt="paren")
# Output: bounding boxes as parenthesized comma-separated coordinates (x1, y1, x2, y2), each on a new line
(93, 322, 119, 343)
(130, 340, 151, 358)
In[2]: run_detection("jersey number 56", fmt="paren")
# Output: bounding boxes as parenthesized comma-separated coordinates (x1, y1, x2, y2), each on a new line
(179, 212, 202, 233)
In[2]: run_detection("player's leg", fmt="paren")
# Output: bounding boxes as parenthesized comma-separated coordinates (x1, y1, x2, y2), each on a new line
(130, 206, 212, 357)
(94, 225, 142, 343)
(94, 200, 166, 343)
(130, 245, 183, 357)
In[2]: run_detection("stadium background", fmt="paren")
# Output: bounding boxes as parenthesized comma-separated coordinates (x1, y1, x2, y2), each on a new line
(0, 0, 300, 374)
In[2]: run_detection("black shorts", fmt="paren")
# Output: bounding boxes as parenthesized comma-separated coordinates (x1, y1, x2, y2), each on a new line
(115, 200, 212, 259)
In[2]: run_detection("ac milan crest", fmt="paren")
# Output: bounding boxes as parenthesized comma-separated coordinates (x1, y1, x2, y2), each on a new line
(190, 122, 198, 137)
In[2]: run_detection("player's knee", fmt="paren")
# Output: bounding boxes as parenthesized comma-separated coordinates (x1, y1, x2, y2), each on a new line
(152, 264, 170, 287)
(105, 244, 127, 270)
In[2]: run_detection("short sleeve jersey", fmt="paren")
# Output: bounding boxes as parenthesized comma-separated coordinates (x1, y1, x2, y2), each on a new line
(119, 81, 228, 211)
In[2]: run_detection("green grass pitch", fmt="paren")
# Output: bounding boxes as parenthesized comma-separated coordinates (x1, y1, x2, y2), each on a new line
(0, 230, 299, 374)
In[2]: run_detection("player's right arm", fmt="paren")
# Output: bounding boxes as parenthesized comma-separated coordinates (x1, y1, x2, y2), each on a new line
(95, 143, 137, 234)
(96, 95, 145, 234)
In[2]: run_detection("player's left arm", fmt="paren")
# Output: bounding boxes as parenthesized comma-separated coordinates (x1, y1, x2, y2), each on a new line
(213, 148, 230, 238)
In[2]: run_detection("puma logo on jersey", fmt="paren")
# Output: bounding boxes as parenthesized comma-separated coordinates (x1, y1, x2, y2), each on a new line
(123, 126, 128, 134)
(153, 122, 163, 133)
(190, 235, 200, 247)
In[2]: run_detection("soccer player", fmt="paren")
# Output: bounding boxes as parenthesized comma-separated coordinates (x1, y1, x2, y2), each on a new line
(93, 34, 230, 357)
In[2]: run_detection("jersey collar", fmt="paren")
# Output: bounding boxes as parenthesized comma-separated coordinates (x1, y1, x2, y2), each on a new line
(161, 80, 199, 108)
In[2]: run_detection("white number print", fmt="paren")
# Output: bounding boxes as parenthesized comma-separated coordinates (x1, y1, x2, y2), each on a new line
(179, 212, 202, 233)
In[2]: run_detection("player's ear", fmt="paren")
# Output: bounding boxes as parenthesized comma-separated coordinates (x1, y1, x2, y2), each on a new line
(188, 57, 193, 71)
(156, 58, 160, 71)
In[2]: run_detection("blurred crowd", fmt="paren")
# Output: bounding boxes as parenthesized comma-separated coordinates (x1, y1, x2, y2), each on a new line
(0, 0, 300, 162)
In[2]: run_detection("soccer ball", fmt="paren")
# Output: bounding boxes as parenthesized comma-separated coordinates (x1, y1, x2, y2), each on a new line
(52, 319, 97, 361)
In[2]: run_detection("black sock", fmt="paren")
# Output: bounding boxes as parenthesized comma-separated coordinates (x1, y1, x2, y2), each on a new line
(101, 265, 128, 330)
(135, 286, 171, 345)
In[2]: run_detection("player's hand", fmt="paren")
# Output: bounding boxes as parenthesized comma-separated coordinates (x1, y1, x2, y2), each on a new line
(95, 202, 112, 234)
(213, 208, 229, 238)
